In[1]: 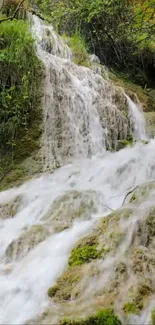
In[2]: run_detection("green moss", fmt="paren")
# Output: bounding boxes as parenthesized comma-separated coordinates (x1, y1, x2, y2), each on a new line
(123, 300, 142, 315)
(116, 139, 133, 151)
(98, 211, 126, 252)
(0, 165, 29, 190)
(123, 282, 152, 315)
(108, 231, 123, 249)
(48, 285, 58, 298)
(61, 309, 122, 325)
(145, 208, 155, 246)
(68, 244, 101, 267)
(47, 266, 81, 301)
(151, 308, 155, 325)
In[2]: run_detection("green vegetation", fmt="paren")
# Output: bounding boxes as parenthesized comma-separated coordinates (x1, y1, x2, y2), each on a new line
(0, 19, 43, 183)
(123, 282, 152, 315)
(116, 139, 133, 151)
(151, 308, 155, 325)
(68, 244, 101, 267)
(47, 266, 82, 301)
(34, 0, 155, 88)
(63, 32, 89, 67)
(123, 299, 142, 315)
(61, 309, 122, 325)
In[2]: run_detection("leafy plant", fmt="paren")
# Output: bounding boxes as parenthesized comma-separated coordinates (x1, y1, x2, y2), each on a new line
(63, 32, 89, 66)
(0, 19, 43, 164)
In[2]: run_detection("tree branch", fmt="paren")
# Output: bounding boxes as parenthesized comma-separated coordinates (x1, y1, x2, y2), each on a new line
(122, 179, 155, 207)
(0, 0, 25, 23)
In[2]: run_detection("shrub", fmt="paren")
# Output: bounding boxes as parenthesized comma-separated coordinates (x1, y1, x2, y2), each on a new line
(0, 19, 43, 168)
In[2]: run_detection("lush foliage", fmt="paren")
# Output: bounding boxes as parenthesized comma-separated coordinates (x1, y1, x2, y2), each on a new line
(63, 32, 89, 66)
(0, 19, 43, 165)
(34, 0, 155, 87)
(61, 309, 122, 325)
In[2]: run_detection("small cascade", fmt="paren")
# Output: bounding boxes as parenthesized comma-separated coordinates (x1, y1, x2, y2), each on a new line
(0, 141, 155, 324)
(126, 95, 147, 140)
(31, 15, 132, 170)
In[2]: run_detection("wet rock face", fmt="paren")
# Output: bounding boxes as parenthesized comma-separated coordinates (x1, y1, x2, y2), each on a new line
(4, 224, 50, 262)
(89, 54, 100, 64)
(145, 112, 155, 137)
(33, 17, 133, 170)
(42, 190, 99, 230)
(44, 183, 155, 323)
(0, 196, 22, 220)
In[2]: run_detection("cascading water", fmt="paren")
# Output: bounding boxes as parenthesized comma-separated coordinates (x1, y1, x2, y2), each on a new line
(0, 15, 154, 325)
(31, 15, 135, 169)
(126, 95, 147, 140)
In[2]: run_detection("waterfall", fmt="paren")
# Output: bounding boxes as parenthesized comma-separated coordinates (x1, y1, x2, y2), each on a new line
(0, 15, 154, 325)
(126, 95, 147, 140)
(31, 15, 134, 170)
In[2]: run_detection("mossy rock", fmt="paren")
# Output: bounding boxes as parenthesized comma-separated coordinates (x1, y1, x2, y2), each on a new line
(61, 309, 122, 325)
(126, 182, 155, 205)
(68, 244, 102, 267)
(97, 212, 126, 253)
(5, 224, 49, 262)
(48, 266, 82, 301)
(151, 308, 155, 325)
(145, 112, 155, 137)
(67, 209, 128, 270)
(123, 280, 153, 315)
(138, 207, 155, 247)
(0, 195, 22, 219)
(116, 139, 133, 151)
(123, 299, 142, 315)
(43, 190, 98, 227)
(109, 71, 155, 112)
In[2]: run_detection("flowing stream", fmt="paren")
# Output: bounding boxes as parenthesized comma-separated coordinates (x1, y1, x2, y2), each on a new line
(0, 15, 154, 325)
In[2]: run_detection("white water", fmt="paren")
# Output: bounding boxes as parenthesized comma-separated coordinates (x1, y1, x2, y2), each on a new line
(0, 15, 154, 325)
(127, 95, 147, 140)
(31, 15, 140, 169)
